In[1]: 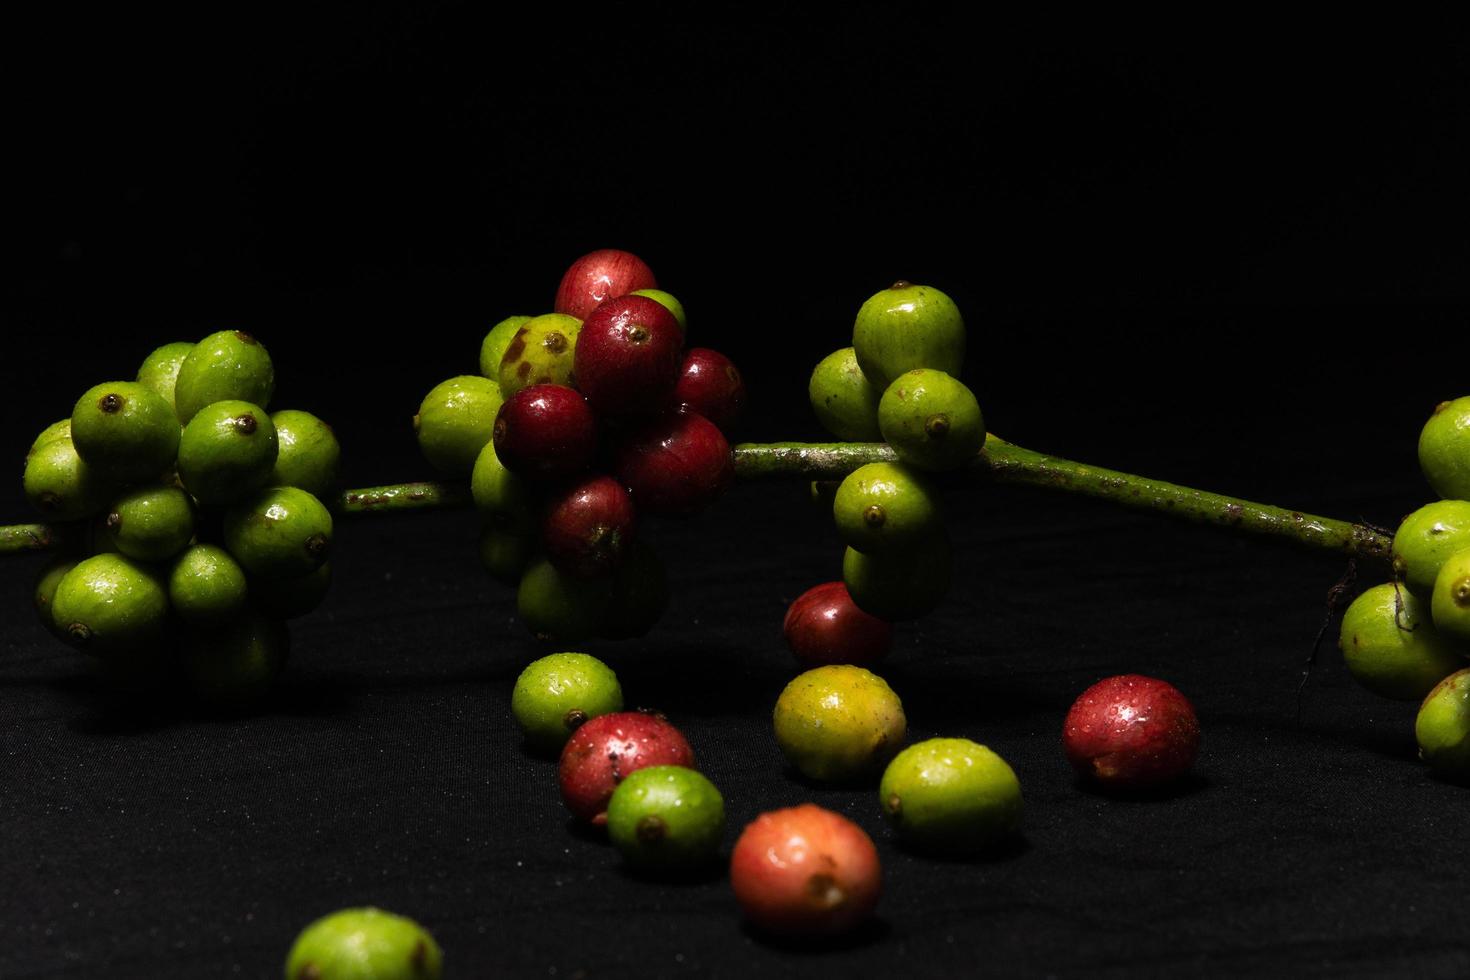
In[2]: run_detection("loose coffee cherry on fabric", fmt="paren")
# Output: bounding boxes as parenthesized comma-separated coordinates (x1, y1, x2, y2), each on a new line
(1062, 674, 1200, 788)
(558, 711, 695, 825)
(729, 804, 882, 936)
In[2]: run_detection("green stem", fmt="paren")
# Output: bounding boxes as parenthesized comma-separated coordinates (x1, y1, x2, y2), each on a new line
(0, 439, 1392, 562)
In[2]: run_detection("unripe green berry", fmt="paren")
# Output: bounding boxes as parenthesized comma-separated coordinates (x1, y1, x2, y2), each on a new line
(251, 562, 332, 619)
(833, 462, 940, 555)
(1340, 583, 1462, 700)
(104, 485, 195, 562)
(173, 330, 275, 424)
(414, 376, 503, 476)
(498, 313, 582, 397)
(169, 544, 249, 626)
(511, 652, 624, 752)
(1416, 669, 1470, 780)
(879, 738, 1023, 855)
(71, 381, 180, 482)
(177, 400, 278, 507)
(478, 525, 533, 585)
(480, 315, 534, 380)
(851, 281, 965, 390)
(516, 556, 613, 643)
(607, 766, 725, 872)
(878, 369, 985, 472)
(223, 486, 333, 579)
(629, 288, 687, 332)
(284, 907, 443, 980)
(269, 409, 341, 500)
(135, 341, 195, 415)
(1392, 500, 1470, 596)
(470, 439, 532, 534)
(843, 533, 953, 621)
(808, 348, 882, 441)
(51, 554, 169, 659)
(180, 613, 289, 703)
(1418, 396, 1470, 502)
(24, 436, 108, 521)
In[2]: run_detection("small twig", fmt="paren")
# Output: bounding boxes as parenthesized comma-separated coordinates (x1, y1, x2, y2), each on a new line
(1296, 558, 1359, 727)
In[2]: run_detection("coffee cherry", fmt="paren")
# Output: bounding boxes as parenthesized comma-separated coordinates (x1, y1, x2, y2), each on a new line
(134, 341, 194, 415)
(554, 248, 658, 321)
(71, 381, 180, 483)
(24, 436, 107, 522)
(285, 907, 443, 980)
(181, 612, 289, 703)
(842, 533, 953, 621)
(223, 486, 333, 579)
(542, 474, 637, 578)
(878, 369, 985, 472)
(479, 314, 533, 380)
(773, 665, 906, 782)
(414, 376, 502, 477)
(178, 399, 279, 507)
(1418, 396, 1470, 501)
(673, 348, 745, 432)
(558, 710, 695, 824)
(810, 348, 883, 441)
(33, 558, 79, 639)
(573, 295, 685, 417)
(470, 440, 533, 534)
(1341, 583, 1461, 700)
(1433, 549, 1470, 646)
(629, 288, 687, 332)
(832, 462, 940, 555)
(498, 314, 583, 398)
(1416, 668, 1470, 779)
(1393, 500, 1470, 596)
(851, 281, 965, 390)
(607, 766, 725, 873)
(511, 652, 624, 753)
(516, 556, 613, 642)
(51, 554, 169, 658)
(1063, 675, 1200, 788)
(269, 409, 341, 500)
(174, 330, 275, 425)
(783, 581, 893, 669)
(729, 804, 881, 936)
(879, 738, 1022, 855)
(478, 524, 534, 586)
(168, 544, 249, 626)
(493, 384, 598, 481)
(27, 419, 72, 458)
(103, 485, 195, 562)
(612, 411, 733, 516)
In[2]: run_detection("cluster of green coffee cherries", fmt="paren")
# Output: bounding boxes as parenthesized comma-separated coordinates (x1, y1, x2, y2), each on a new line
(807, 282, 983, 620)
(23, 332, 339, 700)
(1341, 396, 1470, 779)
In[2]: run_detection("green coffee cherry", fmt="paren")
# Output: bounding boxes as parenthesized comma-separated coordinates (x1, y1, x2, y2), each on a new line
(833, 462, 940, 555)
(773, 664, 907, 782)
(809, 480, 840, 511)
(629, 288, 687, 332)
(879, 738, 1022, 855)
(414, 375, 503, 476)
(843, 534, 953, 621)
(169, 544, 249, 625)
(808, 347, 882, 441)
(498, 313, 582, 397)
(284, 907, 443, 980)
(71, 381, 179, 482)
(27, 419, 72, 458)
(1432, 549, 1470, 646)
(480, 315, 534, 380)
(511, 652, 624, 752)
(1416, 669, 1470, 779)
(103, 485, 195, 562)
(250, 562, 332, 619)
(24, 436, 108, 521)
(223, 486, 333, 579)
(470, 440, 532, 534)
(1392, 500, 1470, 596)
(878, 369, 985, 471)
(607, 766, 725, 872)
(180, 613, 288, 703)
(173, 330, 275, 424)
(51, 554, 169, 658)
(852, 281, 965, 390)
(135, 341, 195, 415)
(177, 400, 279, 507)
(269, 409, 341, 500)
(516, 556, 613, 642)
(1339, 583, 1461, 700)
(478, 525, 534, 585)
(1418, 397, 1470, 502)
(600, 541, 669, 640)
(34, 558, 79, 638)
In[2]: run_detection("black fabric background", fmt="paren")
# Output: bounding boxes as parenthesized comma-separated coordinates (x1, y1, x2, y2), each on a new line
(4, 10, 1470, 977)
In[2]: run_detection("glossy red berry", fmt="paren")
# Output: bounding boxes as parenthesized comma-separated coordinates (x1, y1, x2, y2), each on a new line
(783, 581, 893, 669)
(613, 411, 733, 517)
(573, 295, 685, 417)
(554, 249, 658, 322)
(673, 348, 745, 433)
(729, 804, 882, 936)
(542, 474, 637, 578)
(558, 711, 695, 825)
(1062, 674, 1200, 788)
(492, 384, 598, 481)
